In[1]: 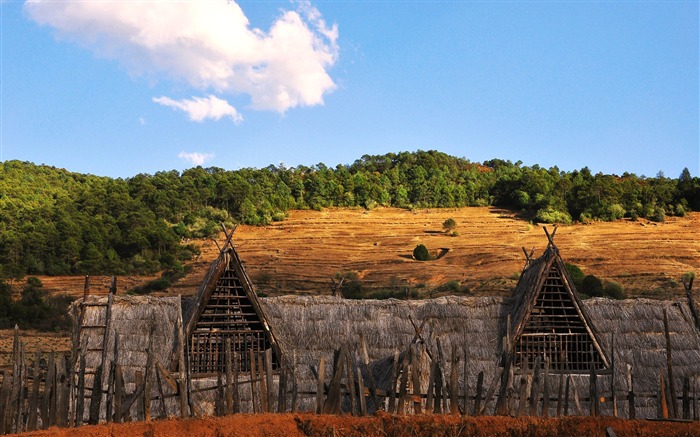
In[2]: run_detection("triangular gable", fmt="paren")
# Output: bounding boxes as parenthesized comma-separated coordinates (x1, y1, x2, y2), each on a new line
(186, 226, 281, 375)
(510, 229, 609, 373)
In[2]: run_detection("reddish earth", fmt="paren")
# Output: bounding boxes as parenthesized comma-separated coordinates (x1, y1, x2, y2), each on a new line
(14, 413, 700, 436)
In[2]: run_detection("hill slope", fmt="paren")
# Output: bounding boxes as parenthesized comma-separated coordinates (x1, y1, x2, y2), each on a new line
(37, 207, 700, 300)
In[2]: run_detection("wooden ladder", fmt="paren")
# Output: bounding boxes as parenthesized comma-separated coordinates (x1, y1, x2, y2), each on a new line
(75, 278, 116, 425)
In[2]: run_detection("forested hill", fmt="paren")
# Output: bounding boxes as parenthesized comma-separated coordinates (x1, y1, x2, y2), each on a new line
(1, 150, 699, 278)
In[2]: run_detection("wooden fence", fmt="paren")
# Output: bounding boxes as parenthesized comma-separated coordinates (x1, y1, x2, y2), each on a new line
(1, 328, 698, 433)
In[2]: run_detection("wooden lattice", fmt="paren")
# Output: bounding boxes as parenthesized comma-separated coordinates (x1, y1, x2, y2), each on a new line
(514, 264, 606, 372)
(189, 259, 277, 375)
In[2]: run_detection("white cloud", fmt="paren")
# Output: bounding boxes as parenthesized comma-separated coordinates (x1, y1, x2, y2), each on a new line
(178, 152, 215, 166)
(24, 0, 338, 113)
(153, 95, 243, 124)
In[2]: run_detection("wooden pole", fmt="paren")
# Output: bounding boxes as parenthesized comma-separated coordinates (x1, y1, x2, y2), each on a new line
(462, 345, 470, 416)
(542, 357, 550, 417)
(0, 370, 12, 434)
(356, 366, 367, 416)
(663, 308, 678, 418)
(659, 371, 669, 419)
(411, 344, 423, 415)
(315, 357, 325, 414)
(564, 375, 571, 416)
(75, 354, 86, 426)
(176, 296, 190, 418)
(232, 349, 239, 414)
(589, 347, 599, 417)
(529, 356, 542, 416)
(27, 351, 41, 431)
(345, 349, 358, 416)
(265, 349, 275, 413)
(277, 358, 287, 414)
(249, 350, 258, 414)
(426, 358, 436, 414)
(225, 339, 233, 415)
(474, 371, 484, 416)
(396, 351, 410, 414)
(626, 364, 635, 420)
(478, 367, 504, 416)
(449, 344, 459, 415)
(517, 357, 528, 417)
(42, 352, 56, 428)
(388, 351, 399, 414)
(359, 334, 379, 411)
(611, 333, 617, 417)
(114, 364, 123, 423)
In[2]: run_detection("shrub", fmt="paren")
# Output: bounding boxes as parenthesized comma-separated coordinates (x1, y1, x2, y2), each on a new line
(442, 218, 457, 232)
(413, 244, 431, 261)
(565, 263, 585, 289)
(580, 274, 603, 297)
(602, 281, 626, 299)
(535, 207, 572, 225)
(650, 206, 666, 223)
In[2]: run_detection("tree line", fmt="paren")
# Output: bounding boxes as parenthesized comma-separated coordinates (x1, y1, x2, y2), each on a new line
(1, 150, 698, 278)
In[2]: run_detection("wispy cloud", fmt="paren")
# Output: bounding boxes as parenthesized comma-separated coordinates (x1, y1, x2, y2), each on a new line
(24, 0, 338, 113)
(153, 95, 243, 124)
(178, 152, 215, 167)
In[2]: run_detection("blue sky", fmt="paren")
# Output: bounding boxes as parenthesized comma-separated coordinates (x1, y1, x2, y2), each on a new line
(1, 1, 698, 178)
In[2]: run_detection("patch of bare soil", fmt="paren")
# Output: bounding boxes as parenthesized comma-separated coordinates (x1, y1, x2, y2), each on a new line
(13, 413, 700, 437)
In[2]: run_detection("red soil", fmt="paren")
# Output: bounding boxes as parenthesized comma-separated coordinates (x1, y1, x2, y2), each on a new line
(14, 413, 700, 437)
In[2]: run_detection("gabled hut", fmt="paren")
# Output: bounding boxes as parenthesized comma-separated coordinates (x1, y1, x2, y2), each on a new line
(183, 226, 281, 375)
(509, 229, 609, 372)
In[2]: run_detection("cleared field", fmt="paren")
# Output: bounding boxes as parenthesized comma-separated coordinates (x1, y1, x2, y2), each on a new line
(32, 207, 700, 300)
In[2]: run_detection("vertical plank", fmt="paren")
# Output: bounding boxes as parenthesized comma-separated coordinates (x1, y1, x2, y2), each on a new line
(426, 359, 436, 414)
(410, 345, 423, 415)
(113, 365, 123, 423)
(474, 371, 484, 416)
(265, 349, 275, 413)
(0, 370, 12, 434)
(324, 347, 345, 415)
(176, 296, 189, 418)
(27, 351, 41, 431)
(359, 334, 379, 411)
(556, 367, 564, 417)
(626, 364, 635, 420)
(388, 351, 399, 414)
(135, 371, 144, 422)
(563, 375, 571, 416)
(682, 377, 690, 420)
(659, 371, 669, 419)
(572, 376, 582, 416)
(55, 356, 68, 428)
(449, 344, 458, 415)
(529, 356, 542, 416)
(225, 339, 233, 415)
(290, 355, 299, 413)
(663, 308, 678, 418)
(479, 368, 504, 416)
(396, 351, 410, 415)
(15, 342, 26, 433)
(75, 354, 86, 426)
(277, 360, 287, 414)
(357, 366, 367, 416)
(462, 345, 470, 416)
(232, 349, 240, 414)
(258, 353, 268, 413)
(144, 347, 153, 422)
(517, 360, 528, 417)
(345, 349, 358, 416)
(542, 358, 550, 417)
(155, 364, 167, 419)
(589, 348, 599, 417)
(41, 352, 56, 429)
(215, 372, 225, 417)
(316, 357, 325, 414)
(433, 361, 443, 414)
(611, 333, 617, 418)
(249, 350, 258, 414)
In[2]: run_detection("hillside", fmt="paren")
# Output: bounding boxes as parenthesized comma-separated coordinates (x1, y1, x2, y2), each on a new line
(36, 207, 700, 300)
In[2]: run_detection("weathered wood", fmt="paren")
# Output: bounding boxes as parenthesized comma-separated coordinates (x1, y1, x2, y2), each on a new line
(27, 351, 41, 431)
(494, 337, 512, 416)
(345, 348, 358, 416)
(434, 361, 444, 414)
(426, 358, 437, 414)
(356, 366, 367, 416)
(517, 361, 528, 417)
(388, 351, 399, 414)
(449, 344, 458, 415)
(660, 371, 669, 419)
(627, 364, 635, 420)
(232, 349, 240, 414)
(0, 371, 12, 434)
(154, 362, 168, 419)
(563, 375, 571, 416)
(474, 371, 484, 416)
(176, 295, 189, 418)
(479, 367, 504, 416)
(144, 346, 153, 421)
(258, 353, 268, 413)
(611, 333, 617, 418)
(462, 345, 470, 416)
(359, 333, 379, 411)
(265, 348, 275, 413)
(437, 340, 448, 412)
(249, 350, 258, 414)
(571, 376, 582, 416)
(215, 372, 225, 416)
(529, 356, 542, 416)
(589, 347, 599, 417)
(114, 364, 123, 423)
(663, 308, 678, 418)
(542, 358, 550, 417)
(606, 426, 618, 437)
(135, 371, 145, 421)
(396, 350, 410, 414)
(42, 352, 56, 428)
(411, 345, 423, 415)
(556, 365, 564, 417)
(14, 341, 26, 433)
(683, 276, 699, 332)
(290, 356, 299, 413)
(75, 354, 86, 426)
(316, 357, 325, 414)
(224, 339, 233, 415)
(683, 377, 690, 420)
(325, 346, 346, 414)
(55, 356, 69, 428)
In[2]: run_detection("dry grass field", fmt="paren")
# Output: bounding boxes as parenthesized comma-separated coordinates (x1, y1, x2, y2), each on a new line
(30, 207, 700, 300)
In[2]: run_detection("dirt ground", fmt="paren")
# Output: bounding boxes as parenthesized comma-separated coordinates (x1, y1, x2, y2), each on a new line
(30, 207, 700, 299)
(13, 413, 700, 437)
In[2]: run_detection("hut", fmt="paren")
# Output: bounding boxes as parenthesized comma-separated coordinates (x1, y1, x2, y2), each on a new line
(71, 228, 700, 420)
